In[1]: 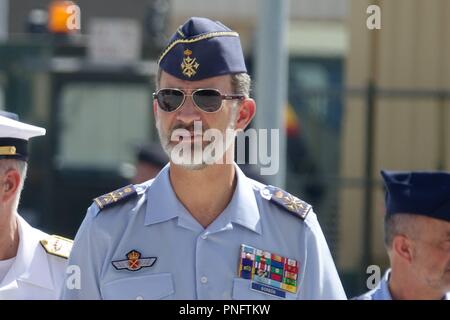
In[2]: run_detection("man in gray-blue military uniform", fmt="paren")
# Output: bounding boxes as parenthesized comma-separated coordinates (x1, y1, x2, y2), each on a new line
(61, 17, 346, 300)
(356, 171, 450, 300)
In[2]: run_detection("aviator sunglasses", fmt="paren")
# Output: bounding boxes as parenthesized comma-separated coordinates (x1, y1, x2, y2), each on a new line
(153, 88, 245, 113)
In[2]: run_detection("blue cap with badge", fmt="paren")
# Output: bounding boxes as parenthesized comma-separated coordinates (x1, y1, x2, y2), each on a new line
(381, 170, 450, 222)
(158, 17, 247, 80)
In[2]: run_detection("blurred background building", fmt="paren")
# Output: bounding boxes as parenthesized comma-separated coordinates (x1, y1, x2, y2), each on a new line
(0, 0, 448, 296)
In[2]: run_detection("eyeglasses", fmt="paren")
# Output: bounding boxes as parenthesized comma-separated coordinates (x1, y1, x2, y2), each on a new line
(153, 88, 245, 113)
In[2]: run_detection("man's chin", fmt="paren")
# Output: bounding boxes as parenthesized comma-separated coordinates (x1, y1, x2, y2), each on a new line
(168, 155, 219, 170)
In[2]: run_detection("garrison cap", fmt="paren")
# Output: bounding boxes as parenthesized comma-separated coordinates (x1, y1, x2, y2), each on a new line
(381, 170, 450, 222)
(158, 17, 247, 80)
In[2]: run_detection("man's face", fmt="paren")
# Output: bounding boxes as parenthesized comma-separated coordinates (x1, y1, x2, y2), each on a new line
(154, 71, 242, 170)
(410, 216, 450, 293)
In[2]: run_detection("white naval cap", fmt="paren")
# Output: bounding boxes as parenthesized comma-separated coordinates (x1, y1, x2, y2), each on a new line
(0, 111, 46, 161)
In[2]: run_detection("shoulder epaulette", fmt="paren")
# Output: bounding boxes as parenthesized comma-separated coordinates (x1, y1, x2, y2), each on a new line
(40, 235, 73, 259)
(262, 185, 312, 220)
(94, 185, 137, 211)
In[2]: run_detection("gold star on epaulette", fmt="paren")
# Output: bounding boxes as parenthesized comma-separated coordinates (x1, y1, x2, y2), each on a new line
(265, 186, 311, 220)
(94, 184, 137, 211)
(40, 235, 73, 259)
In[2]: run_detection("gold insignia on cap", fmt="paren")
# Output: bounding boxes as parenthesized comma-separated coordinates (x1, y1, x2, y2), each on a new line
(0, 146, 16, 156)
(158, 31, 239, 65)
(181, 49, 200, 78)
(40, 235, 73, 259)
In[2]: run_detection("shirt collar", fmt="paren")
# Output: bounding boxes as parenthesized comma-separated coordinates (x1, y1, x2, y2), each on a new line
(1, 215, 53, 290)
(144, 163, 202, 231)
(379, 269, 393, 300)
(144, 163, 262, 234)
(219, 164, 261, 234)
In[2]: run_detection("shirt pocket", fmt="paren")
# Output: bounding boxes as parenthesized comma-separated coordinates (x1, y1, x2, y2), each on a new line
(101, 273, 174, 300)
(232, 278, 298, 300)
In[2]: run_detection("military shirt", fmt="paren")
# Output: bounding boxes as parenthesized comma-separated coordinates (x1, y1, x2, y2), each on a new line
(62, 164, 346, 300)
(0, 215, 71, 299)
(355, 269, 450, 300)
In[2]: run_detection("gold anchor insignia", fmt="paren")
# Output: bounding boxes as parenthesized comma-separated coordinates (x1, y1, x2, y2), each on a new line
(53, 239, 62, 252)
(181, 49, 199, 78)
(40, 235, 73, 259)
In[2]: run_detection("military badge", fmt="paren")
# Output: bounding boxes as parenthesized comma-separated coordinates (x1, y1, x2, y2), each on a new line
(181, 49, 199, 78)
(40, 235, 73, 259)
(262, 186, 311, 220)
(94, 184, 137, 211)
(112, 250, 157, 271)
(238, 244, 299, 298)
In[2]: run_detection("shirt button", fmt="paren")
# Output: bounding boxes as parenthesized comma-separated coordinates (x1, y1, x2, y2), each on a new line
(200, 276, 208, 284)
(201, 234, 208, 240)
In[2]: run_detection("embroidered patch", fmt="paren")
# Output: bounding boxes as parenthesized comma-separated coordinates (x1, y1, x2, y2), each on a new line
(112, 250, 157, 271)
(262, 185, 311, 220)
(94, 185, 137, 211)
(40, 235, 73, 259)
(181, 49, 199, 78)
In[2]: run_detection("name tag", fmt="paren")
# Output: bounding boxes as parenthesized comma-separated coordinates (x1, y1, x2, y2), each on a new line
(251, 282, 286, 299)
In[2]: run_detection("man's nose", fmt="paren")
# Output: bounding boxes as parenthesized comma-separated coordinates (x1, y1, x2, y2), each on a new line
(175, 95, 202, 124)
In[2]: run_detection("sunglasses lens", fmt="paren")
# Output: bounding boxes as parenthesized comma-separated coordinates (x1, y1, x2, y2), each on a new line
(156, 89, 184, 112)
(193, 89, 223, 112)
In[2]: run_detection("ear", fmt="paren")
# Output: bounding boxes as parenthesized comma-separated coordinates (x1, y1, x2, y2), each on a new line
(1, 169, 21, 203)
(235, 98, 256, 130)
(392, 235, 414, 264)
